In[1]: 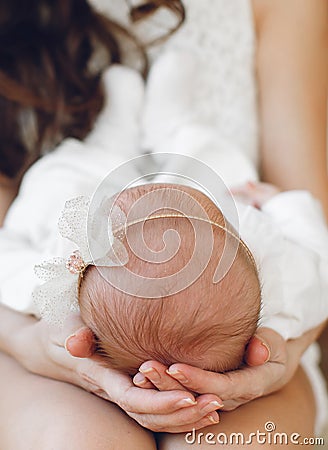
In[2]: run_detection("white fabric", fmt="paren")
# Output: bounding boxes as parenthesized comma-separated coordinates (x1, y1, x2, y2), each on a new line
(141, 50, 259, 188)
(90, 0, 259, 166)
(238, 193, 328, 340)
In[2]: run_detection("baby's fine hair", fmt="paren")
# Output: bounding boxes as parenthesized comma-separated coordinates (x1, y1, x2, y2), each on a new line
(79, 184, 261, 375)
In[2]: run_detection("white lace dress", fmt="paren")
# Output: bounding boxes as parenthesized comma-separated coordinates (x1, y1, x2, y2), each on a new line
(92, 0, 259, 166)
(89, 0, 328, 433)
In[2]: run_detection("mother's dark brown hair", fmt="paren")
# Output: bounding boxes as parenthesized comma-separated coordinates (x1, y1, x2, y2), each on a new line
(0, 0, 184, 181)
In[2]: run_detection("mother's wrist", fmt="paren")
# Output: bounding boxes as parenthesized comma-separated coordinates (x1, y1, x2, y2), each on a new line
(284, 322, 327, 368)
(297, 322, 327, 354)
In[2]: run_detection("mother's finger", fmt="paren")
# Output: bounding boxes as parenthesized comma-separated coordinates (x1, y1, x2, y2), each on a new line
(138, 360, 188, 391)
(166, 364, 232, 396)
(166, 363, 266, 400)
(167, 361, 287, 411)
(166, 328, 287, 398)
(129, 393, 221, 432)
(65, 327, 95, 358)
(72, 357, 197, 415)
(133, 372, 154, 389)
(96, 366, 198, 415)
(131, 410, 220, 433)
(118, 387, 201, 415)
(49, 313, 96, 358)
(154, 412, 220, 434)
(245, 336, 270, 366)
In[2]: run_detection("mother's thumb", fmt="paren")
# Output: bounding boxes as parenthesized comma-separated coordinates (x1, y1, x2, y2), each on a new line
(62, 314, 96, 358)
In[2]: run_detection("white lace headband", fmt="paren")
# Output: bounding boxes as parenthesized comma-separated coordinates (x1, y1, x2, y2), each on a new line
(33, 195, 255, 325)
(33, 196, 129, 325)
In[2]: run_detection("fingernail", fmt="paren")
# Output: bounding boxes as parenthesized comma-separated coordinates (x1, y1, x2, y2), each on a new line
(140, 367, 160, 381)
(177, 398, 198, 408)
(133, 372, 147, 385)
(202, 402, 222, 414)
(64, 334, 76, 351)
(210, 400, 224, 408)
(166, 369, 188, 383)
(206, 412, 220, 424)
(64, 328, 95, 357)
(261, 341, 270, 363)
(64, 327, 92, 349)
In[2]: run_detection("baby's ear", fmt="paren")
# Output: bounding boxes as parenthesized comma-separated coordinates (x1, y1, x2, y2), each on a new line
(63, 314, 96, 358)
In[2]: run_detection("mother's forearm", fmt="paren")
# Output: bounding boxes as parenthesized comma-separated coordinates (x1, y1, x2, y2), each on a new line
(255, 0, 328, 220)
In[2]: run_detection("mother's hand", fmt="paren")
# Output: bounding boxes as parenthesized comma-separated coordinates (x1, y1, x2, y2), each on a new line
(135, 326, 323, 411)
(9, 310, 224, 432)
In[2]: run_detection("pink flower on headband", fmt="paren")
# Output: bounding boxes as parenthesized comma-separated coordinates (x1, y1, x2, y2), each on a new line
(66, 250, 85, 275)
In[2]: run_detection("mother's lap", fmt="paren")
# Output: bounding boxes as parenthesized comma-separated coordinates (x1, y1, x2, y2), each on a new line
(0, 351, 315, 450)
(0, 351, 156, 450)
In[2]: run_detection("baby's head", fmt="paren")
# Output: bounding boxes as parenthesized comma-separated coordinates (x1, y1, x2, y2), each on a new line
(79, 184, 261, 375)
